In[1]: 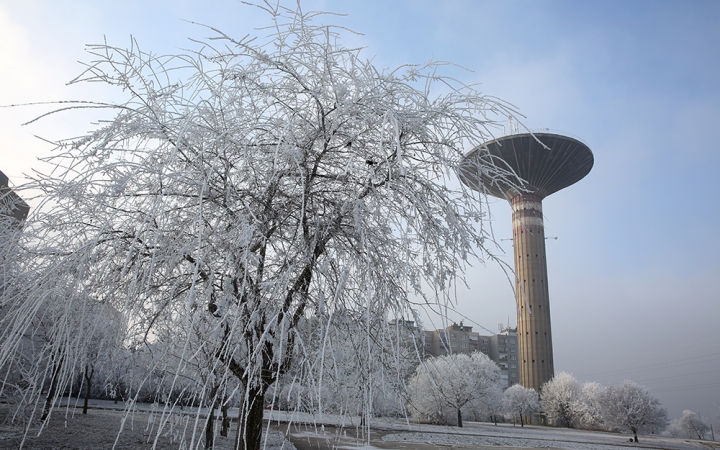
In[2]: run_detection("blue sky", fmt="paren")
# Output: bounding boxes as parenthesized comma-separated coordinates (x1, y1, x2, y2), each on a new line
(1, 0, 719, 422)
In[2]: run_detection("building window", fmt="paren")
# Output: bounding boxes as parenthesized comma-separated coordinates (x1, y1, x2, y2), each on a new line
(461, 343, 467, 348)
(482, 339, 489, 344)
(510, 355, 517, 360)
(499, 338, 507, 344)
(509, 339, 516, 344)
(510, 364, 517, 368)
(510, 372, 517, 377)
(452, 342, 457, 347)
(451, 333, 456, 339)
(482, 347, 489, 352)
(461, 335, 467, 340)
(510, 348, 516, 353)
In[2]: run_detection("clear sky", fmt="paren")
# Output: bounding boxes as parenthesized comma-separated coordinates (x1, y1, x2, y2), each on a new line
(2, 0, 719, 424)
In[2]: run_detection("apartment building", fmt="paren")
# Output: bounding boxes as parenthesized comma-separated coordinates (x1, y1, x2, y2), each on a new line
(490, 326, 519, 386)
(423, 322, 519, 387)
(0, 170, 29, 223)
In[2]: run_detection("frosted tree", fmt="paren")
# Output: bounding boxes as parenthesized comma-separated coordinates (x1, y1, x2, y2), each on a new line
(76, 302, 125, 415)
(576, 381, 606, 430)
(274, 310, 418, 443)
(0, 2, 519, 449)
(600, 380, 667, 442)
(541, 372, 583, 428)
(407, 352, 503, 427)
(667, 410, 710, 440)
(484, 384, 505, 425)
(300, 313, 416, 420)
(504, 384, 540, 427)
(149, 307, 238, 447)
(0, 269, 124, 424)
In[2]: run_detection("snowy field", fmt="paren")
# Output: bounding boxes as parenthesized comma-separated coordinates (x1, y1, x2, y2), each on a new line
(270, 411, 720, 450)
(1, 401, 718, 450)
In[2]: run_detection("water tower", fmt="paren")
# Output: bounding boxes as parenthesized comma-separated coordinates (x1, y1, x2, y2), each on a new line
(459, 131, 593, 391)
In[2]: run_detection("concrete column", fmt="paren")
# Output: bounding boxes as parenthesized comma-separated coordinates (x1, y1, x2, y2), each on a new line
(511, 193, 554, 392)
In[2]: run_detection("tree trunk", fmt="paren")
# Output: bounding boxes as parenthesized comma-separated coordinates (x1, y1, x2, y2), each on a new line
(83, 364, 94, 414)
(206, 384, 219, 448)
(235, 384, 266, 450)
(456, 408, 463, 428)
(220, 395, 230, 438)
(41, 355, 63, 421)
(519, 411, 524, 427)
(205, 404, 216, 449)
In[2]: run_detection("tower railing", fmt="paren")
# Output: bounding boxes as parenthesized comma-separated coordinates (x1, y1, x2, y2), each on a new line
(498, 126, 590, 147)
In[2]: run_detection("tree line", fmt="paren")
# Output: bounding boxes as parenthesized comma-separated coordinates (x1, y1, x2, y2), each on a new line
(406, 354, 716, 444)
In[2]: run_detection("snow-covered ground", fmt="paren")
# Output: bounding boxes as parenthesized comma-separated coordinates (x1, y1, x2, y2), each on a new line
(267, 411, 720, 450)
(2, 400, 718, 449)
(0, 400, 296, 450)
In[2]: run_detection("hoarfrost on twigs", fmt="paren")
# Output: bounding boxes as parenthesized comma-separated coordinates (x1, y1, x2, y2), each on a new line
(0, 2, 520, 449)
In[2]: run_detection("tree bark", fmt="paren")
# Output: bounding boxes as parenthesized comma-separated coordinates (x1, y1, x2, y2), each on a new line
(205, 385, 227, 448)
(41, 355, 63, 421)
(205, 405, 216, 449)
(220, 395, 230, 438)
(83, 364, 94, 414)
(205, 384, 219, 449)
(457, 408, 463, 428)
(235, 384, 266, 450)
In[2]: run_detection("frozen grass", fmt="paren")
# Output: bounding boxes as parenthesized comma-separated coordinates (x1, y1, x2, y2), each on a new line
(2, 403, 718, 450)
(269, 411, 720, 450)
(378, 422, 720, 450)
(0, 405, 296, 450)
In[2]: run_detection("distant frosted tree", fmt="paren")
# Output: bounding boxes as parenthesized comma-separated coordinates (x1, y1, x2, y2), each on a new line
(484, 385, 506, 425)
(576, 381, 606, 430)
(504, 384, 540, 427)
(0, 2, 519, 449)
(668, 410, 710, 440)
(407, 352, 503, 427)
(541, 372, 583, 427)
(600, 380, 668, 442)
(76, 303, 125, 415)
(277, 312, 416, 423)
